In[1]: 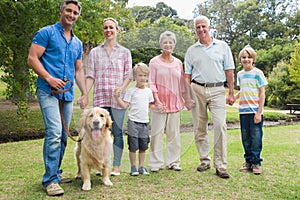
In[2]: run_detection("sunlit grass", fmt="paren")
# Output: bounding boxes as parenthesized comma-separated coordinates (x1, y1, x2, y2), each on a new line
(0, 124, 299, 199)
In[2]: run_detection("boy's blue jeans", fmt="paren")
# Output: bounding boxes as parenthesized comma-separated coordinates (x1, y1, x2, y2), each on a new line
(37, 89, 73, 187)
(239, 114, 263, 165)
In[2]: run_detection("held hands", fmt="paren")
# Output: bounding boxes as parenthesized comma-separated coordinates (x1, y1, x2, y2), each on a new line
(113, 87, 122, 98)
(185, 99, 195, 110)
(113, 87, 123, 98)
(226, 94, 235, 106)
(150, 102, 166, 113)
(77, 94, 88, 109)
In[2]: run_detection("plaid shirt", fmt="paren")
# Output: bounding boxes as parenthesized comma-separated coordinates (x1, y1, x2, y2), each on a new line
(86, 43, 132, 108)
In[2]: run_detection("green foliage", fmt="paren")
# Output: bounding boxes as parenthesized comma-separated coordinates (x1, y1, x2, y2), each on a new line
(1, 0, 300, 117)
(76, 0, 135, 46)
(131, 48, 160, 65)
(255, 43, 294, 74)
(195, 0, 299, 74)
(265, 40, 300, 107)
(131, 2, 178, 23)
(0, 0, 56, 117)
(287, 40, 300, 103)
(131, 48, 184, 66)
(119, 16, 194, 61)
(266, 61, 291, 107)
(289, 40, 300, 88)
(0, 0, 134, 117)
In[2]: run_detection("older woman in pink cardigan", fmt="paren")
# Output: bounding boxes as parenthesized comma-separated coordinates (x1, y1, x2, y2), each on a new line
(148, 31, 194, 172)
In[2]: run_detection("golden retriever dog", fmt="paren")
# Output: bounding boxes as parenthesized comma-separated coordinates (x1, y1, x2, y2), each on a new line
(75, 107, 113, 191)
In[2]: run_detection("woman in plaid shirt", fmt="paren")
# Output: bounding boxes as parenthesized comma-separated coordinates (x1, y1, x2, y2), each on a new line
(86, 18, 133, 176)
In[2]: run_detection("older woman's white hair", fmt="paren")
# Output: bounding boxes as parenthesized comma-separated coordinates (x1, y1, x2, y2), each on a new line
(159, 31, 177, 45)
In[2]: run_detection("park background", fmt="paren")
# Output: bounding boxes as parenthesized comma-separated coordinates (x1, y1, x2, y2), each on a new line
(0, 0, 299, 199)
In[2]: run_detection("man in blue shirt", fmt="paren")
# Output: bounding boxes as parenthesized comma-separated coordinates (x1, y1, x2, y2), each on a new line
(185, 15, 235, 179)
(27, 0, 87, 196)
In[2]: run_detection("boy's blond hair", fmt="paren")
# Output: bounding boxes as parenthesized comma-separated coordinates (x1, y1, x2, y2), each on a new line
(132, 62, 149, 76)
(238, 45, 257, 63)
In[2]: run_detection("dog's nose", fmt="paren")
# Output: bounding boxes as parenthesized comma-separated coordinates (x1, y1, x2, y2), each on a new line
(93, 121, 100, 127)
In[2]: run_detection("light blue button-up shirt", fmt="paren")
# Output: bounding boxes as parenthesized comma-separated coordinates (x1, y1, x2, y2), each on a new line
(32, 22, 82, 101)
(184, 39, 235, 83)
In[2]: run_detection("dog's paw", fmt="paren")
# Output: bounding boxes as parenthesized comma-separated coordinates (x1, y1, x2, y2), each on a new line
(82, 181, 91, 191)
(103, 179, 113, 186)
(75, 174, 81, 179)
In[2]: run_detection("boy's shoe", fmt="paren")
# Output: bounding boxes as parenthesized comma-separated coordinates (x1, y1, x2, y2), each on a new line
(197, 163, 210, 172)
(239, 163, 252, 172)
(252, 165, 262, 175)
(130, 166, 139, 176)
(216, 168, 230, 179)
(138, 166, 149, 175)
(44, 183, 64, 196)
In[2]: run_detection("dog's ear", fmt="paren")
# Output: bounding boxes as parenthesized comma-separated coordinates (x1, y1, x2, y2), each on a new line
(79, 108, 90, 129)
(105, 110, 112, 128)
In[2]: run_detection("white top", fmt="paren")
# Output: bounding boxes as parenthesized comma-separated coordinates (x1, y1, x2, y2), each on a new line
(123, 87, 154, 123)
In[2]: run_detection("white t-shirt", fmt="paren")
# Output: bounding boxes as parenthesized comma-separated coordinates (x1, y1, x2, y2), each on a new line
(123, 87, 154, 123)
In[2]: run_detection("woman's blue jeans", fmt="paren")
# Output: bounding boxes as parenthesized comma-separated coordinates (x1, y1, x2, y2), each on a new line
(37, 89, 73, 187)
(239, 114, 263, 165)
(103, 107, 126, 167)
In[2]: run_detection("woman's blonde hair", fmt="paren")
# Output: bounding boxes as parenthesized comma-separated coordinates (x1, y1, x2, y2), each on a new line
(238, 45, 257, 63)
(103, 17, 119, 30)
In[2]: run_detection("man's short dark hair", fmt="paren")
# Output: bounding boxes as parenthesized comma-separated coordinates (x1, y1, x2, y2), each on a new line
(60, 0, 81, 13)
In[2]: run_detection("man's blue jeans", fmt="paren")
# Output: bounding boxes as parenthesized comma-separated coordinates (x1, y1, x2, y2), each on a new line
(37, 89, 73, 187)
(239, 114, 263, 165)
(103, 107, 126, 167)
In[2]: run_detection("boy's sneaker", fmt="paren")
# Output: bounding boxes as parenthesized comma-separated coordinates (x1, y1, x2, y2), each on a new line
(239, 163, 252, 172)
(130, 166, 139, 176)
(252, 165, 262, 175)
(138, 166, 149, 175)
(44, 183, 64, 196)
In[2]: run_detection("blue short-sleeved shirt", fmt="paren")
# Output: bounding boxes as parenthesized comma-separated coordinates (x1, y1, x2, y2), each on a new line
(184, 39, 235, 83)
(32, 22, 82, 101)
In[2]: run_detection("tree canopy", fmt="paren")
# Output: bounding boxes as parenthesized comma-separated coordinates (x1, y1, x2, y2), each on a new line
(0, 0, 299, 115)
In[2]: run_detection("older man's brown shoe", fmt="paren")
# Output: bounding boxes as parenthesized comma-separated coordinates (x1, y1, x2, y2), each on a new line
(216, 168, 230, 178)
(197, 163, 210, 172)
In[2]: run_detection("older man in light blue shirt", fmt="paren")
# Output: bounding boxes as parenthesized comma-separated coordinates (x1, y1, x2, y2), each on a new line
(185, 15, 235, 179)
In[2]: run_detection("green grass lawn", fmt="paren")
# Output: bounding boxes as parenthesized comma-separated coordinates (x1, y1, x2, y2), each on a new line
(0, 124, 299, 199)
(0, 76, 299, 199)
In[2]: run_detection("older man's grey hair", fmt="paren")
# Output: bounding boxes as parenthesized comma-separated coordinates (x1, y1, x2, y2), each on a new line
(194, 15, 210, 28)
(159, 31, 177, 45)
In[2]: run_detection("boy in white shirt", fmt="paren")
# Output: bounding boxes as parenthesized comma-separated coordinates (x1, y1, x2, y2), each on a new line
(114, 63, 163, 175)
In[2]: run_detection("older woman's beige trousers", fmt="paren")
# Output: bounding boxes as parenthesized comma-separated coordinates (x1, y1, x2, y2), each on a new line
(148, 111, 181, 170)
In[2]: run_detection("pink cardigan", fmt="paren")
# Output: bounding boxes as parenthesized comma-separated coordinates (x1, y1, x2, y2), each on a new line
(148, 55, 185, 113)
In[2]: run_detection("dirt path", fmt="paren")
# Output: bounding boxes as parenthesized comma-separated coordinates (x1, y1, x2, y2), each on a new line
(0, 101, 292, 114)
